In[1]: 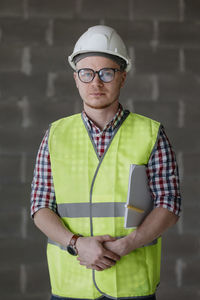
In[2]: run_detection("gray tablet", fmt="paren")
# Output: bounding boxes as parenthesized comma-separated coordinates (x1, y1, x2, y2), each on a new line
(124, 164, 154, 228)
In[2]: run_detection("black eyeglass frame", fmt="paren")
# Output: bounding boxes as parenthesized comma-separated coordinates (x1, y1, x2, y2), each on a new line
(76, 68, 122, 83)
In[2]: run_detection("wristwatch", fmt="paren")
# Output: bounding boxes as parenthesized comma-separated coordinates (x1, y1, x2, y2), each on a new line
(66, 234, 82, 256)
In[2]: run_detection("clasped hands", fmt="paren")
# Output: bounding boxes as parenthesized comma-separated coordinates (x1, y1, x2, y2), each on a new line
(76, 235, 130, 271)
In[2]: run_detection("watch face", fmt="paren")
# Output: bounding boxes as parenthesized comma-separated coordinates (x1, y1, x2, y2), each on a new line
(67, 245, 78, 256)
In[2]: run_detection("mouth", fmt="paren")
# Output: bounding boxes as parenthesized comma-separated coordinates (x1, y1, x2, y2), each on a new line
(89, 92, 105, 96)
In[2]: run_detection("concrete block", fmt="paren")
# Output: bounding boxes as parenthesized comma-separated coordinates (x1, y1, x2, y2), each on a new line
(159, 21, 200, 47)
(158, 256, 200, 295)
(0, 101, 22, 128)
(53, 70, 79, 102)
(167, 128, 200, 153)
(0, 212, 22, 238)
(0, 127, 45, 155)
(132, 0, 179, 21)
(160, 256, 200, 292)
(80, 0, 130, 20)
(0, 17, 48, 46)
(159, 258, 200, 292)
(0, 72, 47, 100)
(182, 257, 200, 287)
(159, 255, 177, 287)
(182, 178, 200, 207)
(29, 100, 82, 130)
(0, 238, 47, 268)
(54, 18, 154, 53)
(0, 183, 30, 211)
(0, 45, 22, 71)
(26, 263, 50, 293)
(1, 294, 50, 300)
(29, 0, 75, 18)
(162, 232, 200, 258)
(185, 0, 200, 20)
(26, 102, 51, 129)
(158, 74, 200, 101)
(183, 206, 200, 234)
(0, 266, 20, 294)
(184, 100, 200, 128)
(134, 47, 179, 74)
(0, 0, 23, 16)
(104, 20, 154, 46)
(0, 155, 21, 184)
(184, 153, 200, 178)
(133, 101, 179, 128)
(54, 19, 100, 46)
(121, 74, 153, 101)
(185, 49, 200, 74)
(157, 286, 200, 300)
(26, 73, 47, 100)
(31, 46, 68, 73)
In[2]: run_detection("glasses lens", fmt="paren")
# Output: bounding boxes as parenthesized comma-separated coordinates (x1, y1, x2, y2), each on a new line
(99, 68, 115, 82)
(78, 69, 94, 83)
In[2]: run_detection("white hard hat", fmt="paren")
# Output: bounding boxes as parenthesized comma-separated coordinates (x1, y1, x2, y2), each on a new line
(68, 25, 132, 72)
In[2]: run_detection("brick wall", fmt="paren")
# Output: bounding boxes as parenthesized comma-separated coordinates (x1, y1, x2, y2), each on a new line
(0, 1, 199, 299)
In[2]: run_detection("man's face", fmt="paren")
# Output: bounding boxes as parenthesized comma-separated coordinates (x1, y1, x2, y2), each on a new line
(73, 56, 126, 110)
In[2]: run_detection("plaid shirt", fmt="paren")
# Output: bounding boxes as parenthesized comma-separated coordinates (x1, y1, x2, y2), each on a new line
(31, 104, 181, 217)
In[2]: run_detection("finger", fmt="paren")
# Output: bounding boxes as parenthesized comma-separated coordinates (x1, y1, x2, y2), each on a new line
(79, 261, 86, 266)
(77, 257, 82, 261)
(96, 262, 112, 270)
(92, 265, 104, 271)
(78, 259, 88, 266)
(104, 250, 121, 261)
(101, 257, 116, 267)
(78, 256, 114, 268)
(87, 264, 103, 271)
(77, 257, 88, 264)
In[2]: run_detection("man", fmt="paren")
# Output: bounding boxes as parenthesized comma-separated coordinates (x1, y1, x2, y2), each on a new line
(31, 25, 181, 300)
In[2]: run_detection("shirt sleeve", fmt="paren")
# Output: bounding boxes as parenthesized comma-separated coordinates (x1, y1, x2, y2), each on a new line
(30, 129, 57, 217)
(146, 126, 182, 216)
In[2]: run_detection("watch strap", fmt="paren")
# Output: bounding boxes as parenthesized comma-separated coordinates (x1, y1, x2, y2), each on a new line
(69, 234, 81, 247)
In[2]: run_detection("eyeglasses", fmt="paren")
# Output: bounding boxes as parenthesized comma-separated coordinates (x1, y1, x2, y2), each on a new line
(77, 68, 121, 83)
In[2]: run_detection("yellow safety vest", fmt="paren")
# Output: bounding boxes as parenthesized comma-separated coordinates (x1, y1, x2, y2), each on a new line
(47, 111, 161, 299)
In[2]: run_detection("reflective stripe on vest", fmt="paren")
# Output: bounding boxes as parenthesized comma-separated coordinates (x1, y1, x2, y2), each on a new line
(58, 202, 125, 218)
(47, 112, 161, 299)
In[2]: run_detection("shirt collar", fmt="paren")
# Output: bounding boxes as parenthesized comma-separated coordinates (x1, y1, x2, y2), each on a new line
(82, 103, 125, 134)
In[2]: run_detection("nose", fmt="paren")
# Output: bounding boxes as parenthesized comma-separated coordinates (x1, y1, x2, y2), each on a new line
(91, 72, 104, 86)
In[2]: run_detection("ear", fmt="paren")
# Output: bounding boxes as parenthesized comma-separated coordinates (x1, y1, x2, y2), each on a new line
(73, 72, 79, 89)
(120, 71, 127, 88)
